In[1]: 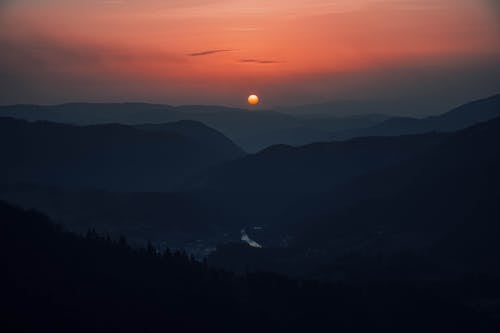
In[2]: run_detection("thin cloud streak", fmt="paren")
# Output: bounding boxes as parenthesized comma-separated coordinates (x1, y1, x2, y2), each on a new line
(188, 49, 232, 56)
(239, 59, 280, 64)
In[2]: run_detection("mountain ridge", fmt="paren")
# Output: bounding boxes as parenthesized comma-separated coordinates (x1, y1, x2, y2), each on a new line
(0, 117, 243, 192)
(333, 93, 500, 139)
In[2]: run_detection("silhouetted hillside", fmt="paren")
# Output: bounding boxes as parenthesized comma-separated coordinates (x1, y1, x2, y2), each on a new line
(299, 115, 500, 249)
(2, 201, 498, 332)
(0, 117, 243, 191)
(137, 120, 243, 158)
(0, 103, 389, 151)
(0, 127, 452, 255)
(1, 128, 449, 253)
(301, 113, 390, 131)
(2, 94, 498, 151)
(334, 93, 500, 139)
(0, 102, 176, 124)
(209, 117, 500, 280)
(186, 132, 449, 228)
(278, 99, 442, 117)
(0, 183, 220, 251)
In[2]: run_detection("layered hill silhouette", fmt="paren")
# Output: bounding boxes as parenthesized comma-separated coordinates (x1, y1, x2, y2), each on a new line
(3, 95, 499, 252)
(0, 124, 455, 251)
(2, 201, 498, 333)
(3, 96, 500, 332)
(209, 116, 500, 279)
(0, 103, 387, 151)
(185, 132, 449, 228)
(2, 94, 498, 151)
(333, 93, 500, 139)
(0, 117, 243, 191)
(2, 95, 500, 282)
(298, 115, 500, 256)
(0, 127, 451, 250)
(136, 120, 242, 157)
(0, 183, 219, 250)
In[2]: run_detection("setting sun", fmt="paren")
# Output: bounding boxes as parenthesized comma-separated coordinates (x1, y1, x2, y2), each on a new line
(248, 94, 259, 105)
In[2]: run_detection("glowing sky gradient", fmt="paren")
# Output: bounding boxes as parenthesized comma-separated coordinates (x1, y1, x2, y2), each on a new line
(1, 0, 499, 111)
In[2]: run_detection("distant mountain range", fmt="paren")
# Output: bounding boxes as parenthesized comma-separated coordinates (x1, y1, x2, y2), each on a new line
(333, 93, 500, 139)
(174, 94, 499, 231)
(278, 99, 437, 117)
(0, 103, 381, 152)
(0, 117, 243, 191)
(1, 93, 499, 152)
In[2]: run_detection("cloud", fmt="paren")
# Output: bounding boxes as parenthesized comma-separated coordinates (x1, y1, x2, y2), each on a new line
(239, 59, 280, 64)
(188, 49, 232, 56)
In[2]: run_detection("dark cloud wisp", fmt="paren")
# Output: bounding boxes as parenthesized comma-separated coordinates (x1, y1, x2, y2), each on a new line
(188, 49, 233, 56)
(239, 59, 280, 64)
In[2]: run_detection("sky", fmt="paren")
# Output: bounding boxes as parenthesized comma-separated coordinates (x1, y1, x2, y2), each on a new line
(0, 0, 499, 113)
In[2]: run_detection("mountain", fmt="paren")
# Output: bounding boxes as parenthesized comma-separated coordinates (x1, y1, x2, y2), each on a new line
(136, 110, 319, 152)
(296, 116, 500, 278)
(0, 117, 243, 191)
(300, 113, 390, 130)
(2, 200, 497, 332)
(0, 183, 221, 253)
(209, 117, 500, 280)
(185, 132, 449, 229)
(2, 94, 498, 151)
(0, 123, 452, 253)
(333, 93, 500, 139)
(136, 120, 243, 159)
(0, 103, 389, 152)
(278, 99, 429, 117)
(0, 102, 179, 123)
(300, 114, 500, 242)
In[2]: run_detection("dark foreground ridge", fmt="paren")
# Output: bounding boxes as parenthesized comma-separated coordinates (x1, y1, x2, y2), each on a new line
(2, 201, 499, 333)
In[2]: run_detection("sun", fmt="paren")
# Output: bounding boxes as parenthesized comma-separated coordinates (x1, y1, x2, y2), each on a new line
(248, 94, 259, 105)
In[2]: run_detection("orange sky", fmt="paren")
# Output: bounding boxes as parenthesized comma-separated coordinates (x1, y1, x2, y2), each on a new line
(0, 0, 499, 110)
